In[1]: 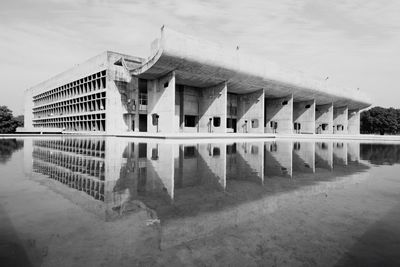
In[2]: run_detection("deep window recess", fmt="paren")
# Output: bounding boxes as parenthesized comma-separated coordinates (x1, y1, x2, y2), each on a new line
(226, 144, 237, 154)
(251, 119, 259, 128)
(282, 100, 288, 106)
(213, 117, 221, 127)
(138, 143, 147, 158)
(184, 146, 196, 158)
(305, 104, 311, 109)
(164, 82, 169, 88)
(151, 148, 159, 160)
(321, 123, 328, 131)
(184, 115, 197, 127)
(213, 147, 220, 157)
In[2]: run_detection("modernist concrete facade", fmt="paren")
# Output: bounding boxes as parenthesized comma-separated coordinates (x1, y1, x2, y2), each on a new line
(23, 26, 371, 136)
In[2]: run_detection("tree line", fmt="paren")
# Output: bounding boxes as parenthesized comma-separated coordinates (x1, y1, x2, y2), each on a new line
(361, 107, 400, 135)
(0, 106, 23, 133)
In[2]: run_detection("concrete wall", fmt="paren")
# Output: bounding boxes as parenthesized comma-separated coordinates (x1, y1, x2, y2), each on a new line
(315, 103, 333, 134)
(293, 100, 315, 134)
(198, 82, 227, 133)
(333, 142, 348, 165)
(292, 141, 315, 173)
(147, 71, 176, 133)
(106, 53, 139, 134)
(333, 106, 348, 134)
(264, 141, 293, 178)
(237, 89, 264, 133)
(265, 95, 293, 134)
(348, 110, 360, 134)
(146, 143, 175, 200)
(315, 142, 333, 170)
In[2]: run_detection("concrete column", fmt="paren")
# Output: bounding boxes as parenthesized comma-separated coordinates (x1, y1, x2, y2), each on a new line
(264, 141, 293, 178)
(198, 82, 227, 133)
(348, 109, 360, 134)
(147, 71, 176, 133)
(315, 142, 333, 170)
(146, 143, 175, 200)
(315, 103, 333, 134)
(333, 106, 348, 134)
(293, 100, 315, 134)
(293, 141, 315, 173)
(265, 95, 293, 134)
(333, 142, 348, 166)
(237, 89, 265, 133)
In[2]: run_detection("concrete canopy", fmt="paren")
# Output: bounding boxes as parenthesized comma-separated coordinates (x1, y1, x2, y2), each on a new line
(129, 26, 371, 110)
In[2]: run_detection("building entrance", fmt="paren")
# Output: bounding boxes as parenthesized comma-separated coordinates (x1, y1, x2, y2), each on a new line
(139, 114, 147, 132)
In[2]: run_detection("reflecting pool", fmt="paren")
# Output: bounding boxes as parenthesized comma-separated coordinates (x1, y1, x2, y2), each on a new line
(1, 137, 400, 266)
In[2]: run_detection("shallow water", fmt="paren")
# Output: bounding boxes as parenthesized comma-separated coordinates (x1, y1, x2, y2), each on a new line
(1, 137, 400, 266)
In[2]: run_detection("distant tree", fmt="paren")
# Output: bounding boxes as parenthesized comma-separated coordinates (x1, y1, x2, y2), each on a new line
(361, 106, 400, 135)
(0, 106, 21, 133)
(14, 115, 24, 127)
(0, 139, 24, 163)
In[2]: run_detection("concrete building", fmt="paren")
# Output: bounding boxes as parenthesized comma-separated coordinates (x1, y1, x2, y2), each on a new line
(23, 26, 371, 136)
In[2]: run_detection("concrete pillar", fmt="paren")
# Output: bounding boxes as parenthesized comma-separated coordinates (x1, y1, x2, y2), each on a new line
(293, 100, 315, 134)
(333, 106, 348, 134)
(197, 143, 226, 189)
(227, 142, 264, 184)
(237, 89, 265, 133)
(198, 82, 227, 133)
(315, 142, 333, 170)
(293, 141, 315, 173)
(265, 95, 293, 134)
(333, 142, 348, 166)
(146, 143, 175, 200)
(348, 109, 360, 134)
(147, 71, 176, 133)
(264, 140, 292, 178)
(315, 103, 333, 134)
(347, 142, 360, 162)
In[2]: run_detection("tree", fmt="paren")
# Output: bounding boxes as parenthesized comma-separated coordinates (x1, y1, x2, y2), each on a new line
(0, 106, 21, 133)
(361, 106, 400, 135)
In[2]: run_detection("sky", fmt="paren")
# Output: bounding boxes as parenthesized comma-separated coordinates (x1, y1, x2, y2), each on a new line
(1, 0, 399, 115)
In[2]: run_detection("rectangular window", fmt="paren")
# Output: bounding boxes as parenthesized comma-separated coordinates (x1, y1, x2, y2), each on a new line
(184, 146, 196, 158)
(184, 115, 197, 127)
(251, 119, 258, 128)
(213, 117, 221, 127)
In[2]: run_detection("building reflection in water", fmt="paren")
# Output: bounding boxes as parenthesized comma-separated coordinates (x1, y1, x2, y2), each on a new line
(29, 138, 377, 221)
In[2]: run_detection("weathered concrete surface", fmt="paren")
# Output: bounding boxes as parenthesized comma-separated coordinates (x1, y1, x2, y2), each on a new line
(333, 106, 349, 135)
(293, 141, 315, 173)
(293, 100, 315, 134)
(264, 141, 293, 178)
(315, 142, 333, 170)
(348, 110, 360, 135)
(147, 72, 176, 133)
(265, 95, 293, 134)
(131, 26, 371, 110)
(237, 89, 264, 133)
(199, 83, 227, 133)
(316, 103, 334, 134)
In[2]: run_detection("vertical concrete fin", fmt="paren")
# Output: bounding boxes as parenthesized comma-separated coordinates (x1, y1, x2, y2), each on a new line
(265, 94, 293, 134)
(315, 103, 334, 134)
(198, 82, 227, 133)
(147, 71, 176, 133)
(333, 106, 349, 134)
(237, 89, 265, 133)
(293, 99, 315, 134)
(348, 109, 360, 134)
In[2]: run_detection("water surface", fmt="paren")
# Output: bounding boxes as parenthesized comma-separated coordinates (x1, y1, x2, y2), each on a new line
(1, 137, 400, 266)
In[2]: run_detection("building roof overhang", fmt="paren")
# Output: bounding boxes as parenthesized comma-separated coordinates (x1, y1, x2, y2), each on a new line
(128, 26, 372, 110)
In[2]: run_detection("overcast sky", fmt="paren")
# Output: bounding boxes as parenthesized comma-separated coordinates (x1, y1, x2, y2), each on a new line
(1, 0, 399, 115)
